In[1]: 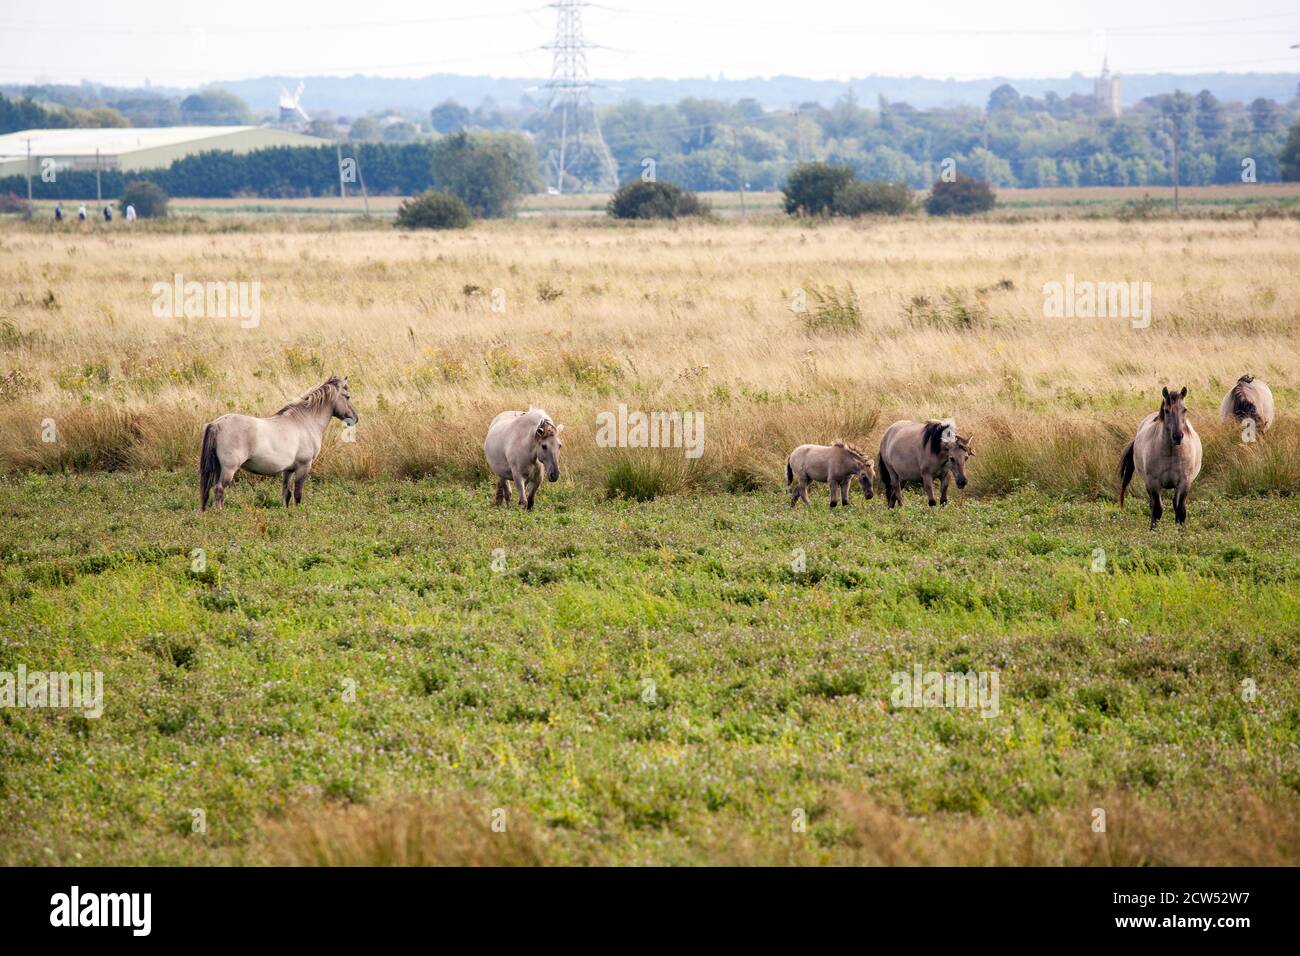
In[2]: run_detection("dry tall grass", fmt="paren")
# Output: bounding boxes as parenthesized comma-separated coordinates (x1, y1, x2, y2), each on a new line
(258, 788, 1300, 866)
(1, 216, 1296, 497)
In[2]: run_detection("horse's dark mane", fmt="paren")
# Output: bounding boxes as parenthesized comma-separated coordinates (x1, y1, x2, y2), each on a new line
(921, 421, 946, 455)
(1230, 377, 1258, 421)
(275, 377, 342, 417)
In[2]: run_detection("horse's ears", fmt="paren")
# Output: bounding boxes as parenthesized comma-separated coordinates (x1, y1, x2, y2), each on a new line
(556, 423, 565, 433)
(1161, 386, 1170, 400)
(1179, 386, 1187, 398)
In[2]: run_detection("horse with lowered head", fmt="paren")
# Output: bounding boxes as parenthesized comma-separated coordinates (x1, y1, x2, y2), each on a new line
(786, 441, 874, 509)
(877, 419, 974, 508)
(200, 376, 358, 511)
(1220, 374, 1274, 434)
(485, 407, 564, 511)
(1120, 385, 1203, 529)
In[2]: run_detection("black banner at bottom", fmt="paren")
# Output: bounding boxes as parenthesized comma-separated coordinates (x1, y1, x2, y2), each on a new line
(0, 866, 1287, 942)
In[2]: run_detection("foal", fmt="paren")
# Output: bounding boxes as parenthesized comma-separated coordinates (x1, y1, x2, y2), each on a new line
(786, 442, 875, 509)
(1119, 385, 1203, 528)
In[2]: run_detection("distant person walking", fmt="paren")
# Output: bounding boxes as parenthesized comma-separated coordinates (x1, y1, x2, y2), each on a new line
(125, 204, 136, 223)
(77, 203, 87, 221)
(103, 204, 112, 222)
(54, 202, 63, 222)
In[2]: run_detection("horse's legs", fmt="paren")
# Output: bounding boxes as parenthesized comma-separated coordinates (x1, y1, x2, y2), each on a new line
(799, 482, 811, 507)
(923, 472, 938, 507)
(789, 477, 804, 508)
(883, 461, 901, 508)
(939, 469, 950, 506)
(828, 478, 838, 508)
(280, 470, 293, 507)
(494, 477, 510, 506)
(838, 477, 852, 506)
(1174, 483, 1189, 525)
(513, 470, 529, 511)
(1146, 484, 1163, 529)
(293, 467, 309, 505)
(213, 466, 237, 509)
(525, 465, 541, 511)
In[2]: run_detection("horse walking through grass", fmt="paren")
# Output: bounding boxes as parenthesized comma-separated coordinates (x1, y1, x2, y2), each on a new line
(1119, 385, 1203, 529)
(485, 407, 564, 511)
(200, 377, 358, 511)
(1220, 374, 1274, 434)
(877, 419, 974, 508)
(785, 442, 875, 509)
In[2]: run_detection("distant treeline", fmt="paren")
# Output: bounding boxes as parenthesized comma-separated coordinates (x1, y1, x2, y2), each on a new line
(1, 143, 442, 200)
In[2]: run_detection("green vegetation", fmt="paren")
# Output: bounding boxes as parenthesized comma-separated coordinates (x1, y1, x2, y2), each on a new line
(1, 472, 1297, 864)
(395, 190, 472, 230)
(925, 173, 997, 216)
(120, 179, 169, 219)
(607, 179, 709, 220)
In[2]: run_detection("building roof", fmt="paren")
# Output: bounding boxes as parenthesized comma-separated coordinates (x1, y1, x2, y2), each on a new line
(0, 126, 323, 162)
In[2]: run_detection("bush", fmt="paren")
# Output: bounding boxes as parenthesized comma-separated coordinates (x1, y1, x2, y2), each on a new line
(783, 162, 854, 217)
(832, 180, 912, 217)
(797, 284, 863, 334)
(0, 191, 31, 215)
(607, 180, 708, 219)
(430, 132, 530, 218)
(924, 174, 996, 216)
(121, 180, 169, 218)
(395, 190, 473, 230)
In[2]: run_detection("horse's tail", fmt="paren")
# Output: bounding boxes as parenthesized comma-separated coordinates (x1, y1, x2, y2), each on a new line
(1118, 439, 1135, 508)
(877, 450, 894, 501)
(199, 422, 220, 512)
(785, 459, 794, 486)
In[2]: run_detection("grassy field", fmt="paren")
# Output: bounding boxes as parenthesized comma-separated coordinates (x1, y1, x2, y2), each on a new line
(1, 210, 1298, 865)
(1, 473, 1298, 865)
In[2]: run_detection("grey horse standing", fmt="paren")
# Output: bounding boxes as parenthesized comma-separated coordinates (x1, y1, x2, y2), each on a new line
(785, 442, 874, 509)
(1219, 374, 1274, 435)
(1120, 385, 1203, 529)
(485, 407, 564, 511)
(877, 420, 974, 509)
(200, 376, 358, 511)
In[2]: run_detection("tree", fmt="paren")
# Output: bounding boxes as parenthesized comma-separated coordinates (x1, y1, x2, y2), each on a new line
(430, 132, 520, 218)
(121, 180, 169, 218)
(782, 162, 854, 216)
(832, 180, 912, 217)
(430, 100, 470, 134)
(1280, 119, 1300, 182)
(987, 84, 1021, 115)
(179, 89, 251, 125)
(348, 117, 382, 142)
(1249, 97, 1282, 136)
(607, 180, 708, 219)
(395, 190, 472, 229)
(925, 173, 995, 216)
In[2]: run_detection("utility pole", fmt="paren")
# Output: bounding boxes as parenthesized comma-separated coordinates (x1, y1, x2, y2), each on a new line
(543, 0, 617, 194)
(335, 142, 347, 201)
(731, 128, 746, 217)
(354, 147, 371, 218)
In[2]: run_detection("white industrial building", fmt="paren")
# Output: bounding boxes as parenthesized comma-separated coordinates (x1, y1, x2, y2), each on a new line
(0, 126, 330, 178)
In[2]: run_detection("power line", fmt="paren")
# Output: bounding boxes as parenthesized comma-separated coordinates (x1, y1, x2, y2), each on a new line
(543, 0, 618, 193)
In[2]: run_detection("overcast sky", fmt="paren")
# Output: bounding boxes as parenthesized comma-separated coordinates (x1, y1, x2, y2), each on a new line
(2, 0, 1298, 88)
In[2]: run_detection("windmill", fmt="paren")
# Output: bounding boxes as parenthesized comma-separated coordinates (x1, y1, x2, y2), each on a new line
(278, 83, 309, 127)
